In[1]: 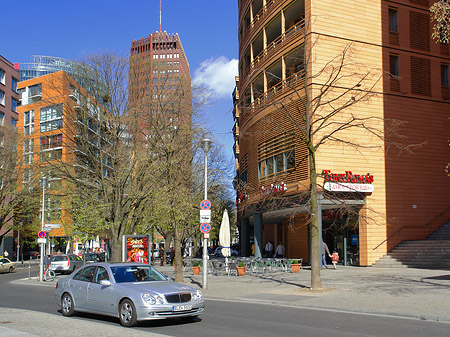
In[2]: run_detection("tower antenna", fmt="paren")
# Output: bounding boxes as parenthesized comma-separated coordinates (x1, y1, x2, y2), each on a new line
(159, 0, 162, 32)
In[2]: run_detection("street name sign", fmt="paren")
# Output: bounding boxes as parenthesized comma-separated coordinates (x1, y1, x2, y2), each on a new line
(200, 210, 211, 223)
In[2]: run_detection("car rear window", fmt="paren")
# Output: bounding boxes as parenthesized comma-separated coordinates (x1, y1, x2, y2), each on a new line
(52, 256, 68, 262)
(111, 266, 167, 283)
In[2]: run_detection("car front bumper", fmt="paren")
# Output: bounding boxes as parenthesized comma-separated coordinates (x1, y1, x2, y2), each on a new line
(135, 302, 205, 321)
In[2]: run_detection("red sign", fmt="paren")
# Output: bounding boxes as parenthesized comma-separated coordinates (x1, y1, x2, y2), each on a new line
(125, 236, 150, 263)
(260, 183, 287, 196)
(38, 231, 46, 238)
(322, 170, 374, 184)
(200, 200, 211, 210)
(200, 223, 210, 233)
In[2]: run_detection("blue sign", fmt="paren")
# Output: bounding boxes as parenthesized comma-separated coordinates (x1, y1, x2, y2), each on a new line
(38, 231, 46, 239)
(351, 235, 359, 245)
(200, 200, 211, 210)
(200, 223, 210, 233)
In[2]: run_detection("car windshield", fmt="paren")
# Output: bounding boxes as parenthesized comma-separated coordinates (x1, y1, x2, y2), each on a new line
(111, 265, 168, 283)
(51, 256, 68, 262)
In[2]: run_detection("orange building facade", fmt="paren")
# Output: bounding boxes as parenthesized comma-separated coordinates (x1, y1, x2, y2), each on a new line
(234, 0, 450, 266)
(17, 71, 102, 238)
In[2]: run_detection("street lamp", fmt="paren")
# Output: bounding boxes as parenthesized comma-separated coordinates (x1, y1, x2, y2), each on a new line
(39, 177, 47, 282)
(200, 134, 213, 289)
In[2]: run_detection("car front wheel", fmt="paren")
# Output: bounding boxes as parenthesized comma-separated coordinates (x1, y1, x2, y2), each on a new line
(61, 293, 75, 316)
(119, 299, 137, 327)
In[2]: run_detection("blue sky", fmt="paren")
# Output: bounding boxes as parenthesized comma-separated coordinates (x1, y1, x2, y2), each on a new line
(2, 0, 238, 165)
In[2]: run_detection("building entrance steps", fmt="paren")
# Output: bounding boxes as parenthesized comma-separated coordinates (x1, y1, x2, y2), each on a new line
(373, 220, 450, 268)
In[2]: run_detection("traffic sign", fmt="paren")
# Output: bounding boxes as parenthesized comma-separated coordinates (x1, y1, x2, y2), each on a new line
(200, 200, 211, 210)
(38, 231, 46, 239)
(38, 238, 47, 244)
(200, 223, 210, 233)
(200, 210, 211, 223)
(203, 233, 210, 239)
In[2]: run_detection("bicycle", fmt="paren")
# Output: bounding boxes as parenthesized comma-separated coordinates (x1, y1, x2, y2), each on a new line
(37, 266, 56, 282)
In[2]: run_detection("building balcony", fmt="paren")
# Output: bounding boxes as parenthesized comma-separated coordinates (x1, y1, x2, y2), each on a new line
(232, 122, 240, 139)
(240, 0, 284, 53)
(240, 19, 305, 92)
(240, 69, 305, 128)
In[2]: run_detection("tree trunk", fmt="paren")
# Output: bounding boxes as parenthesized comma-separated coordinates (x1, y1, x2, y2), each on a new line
(110, 235, 122, 262)
(174, 226, 183, 283)
(309, 151, 322, 289)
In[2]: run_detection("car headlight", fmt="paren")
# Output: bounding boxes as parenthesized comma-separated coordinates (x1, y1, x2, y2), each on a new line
(142, 293, 164, 305)
(192, 290, 203, 302)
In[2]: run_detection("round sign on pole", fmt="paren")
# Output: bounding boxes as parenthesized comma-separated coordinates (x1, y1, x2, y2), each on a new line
(200, 200, 211, 210)
(38, 231, 46, 239)
(200, 223, 210, 233)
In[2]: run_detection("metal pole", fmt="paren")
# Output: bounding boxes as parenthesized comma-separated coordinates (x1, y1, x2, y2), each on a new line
(39, 178, 46, 282)
(16, 226, 20, 263)
(202, 152, 208, 289)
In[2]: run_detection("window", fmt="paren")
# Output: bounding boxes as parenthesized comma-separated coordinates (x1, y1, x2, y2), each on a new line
(73, 266, 96, 282)
(11, 98, 18, 112)
(0, 68, 5, 84)
(10, 118, 17, 128)
(0, 90, 4, 106)
(389, 8, 398, 33)
(28, 83, 42, 97)
(40, 134, 62, 150)
(442, 64, 449, 87)
(40, 104, 63, 132)
(258, 149, 296, 179)
(390, 54, 399, 77)
(40, 149, 62, 162)
(94, 267, 110, 283)
(153, 54, 159, 59)
(24, 110, 35, 135)
(23, 139, 34, 165)
(23, 168, 33, 185)
(11, 77, 18, 92)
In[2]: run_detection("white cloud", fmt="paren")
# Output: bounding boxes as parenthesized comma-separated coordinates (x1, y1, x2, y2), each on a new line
(193, 57, 238, 99)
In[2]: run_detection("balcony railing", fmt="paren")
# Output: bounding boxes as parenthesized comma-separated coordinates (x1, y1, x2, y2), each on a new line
(242, 19, 306, 89)
(241, 0, 283, 52)
(240, 69, 306, 127)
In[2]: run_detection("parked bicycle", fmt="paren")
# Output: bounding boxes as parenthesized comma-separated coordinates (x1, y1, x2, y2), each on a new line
(37, 266, 56, 282)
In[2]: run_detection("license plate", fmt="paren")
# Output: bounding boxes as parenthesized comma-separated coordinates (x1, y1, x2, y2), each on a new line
(172, 305, 192, 312)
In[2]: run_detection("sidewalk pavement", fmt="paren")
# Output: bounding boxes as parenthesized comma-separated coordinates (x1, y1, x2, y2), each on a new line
(3, 264, 450, 336)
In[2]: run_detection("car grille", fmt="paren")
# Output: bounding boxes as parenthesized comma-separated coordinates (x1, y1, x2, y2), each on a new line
(165, 293, 191, 303)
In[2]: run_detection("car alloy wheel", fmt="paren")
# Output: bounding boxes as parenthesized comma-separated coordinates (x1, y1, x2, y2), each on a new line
(119, 299, 137, 327)
(61, 293, 75, 316)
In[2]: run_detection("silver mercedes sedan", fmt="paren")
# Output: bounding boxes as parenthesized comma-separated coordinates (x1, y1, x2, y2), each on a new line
(54, 262, 204, 327)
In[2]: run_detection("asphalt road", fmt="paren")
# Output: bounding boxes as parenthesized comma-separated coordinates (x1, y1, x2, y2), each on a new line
(2, 266, 450, 337)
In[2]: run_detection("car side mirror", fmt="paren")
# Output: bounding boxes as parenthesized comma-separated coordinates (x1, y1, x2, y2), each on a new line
(100, 280, 111, 286)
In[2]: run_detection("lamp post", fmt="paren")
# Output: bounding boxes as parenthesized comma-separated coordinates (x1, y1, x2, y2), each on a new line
(39, 177, 47, 282)
(200, 134, 213, 289)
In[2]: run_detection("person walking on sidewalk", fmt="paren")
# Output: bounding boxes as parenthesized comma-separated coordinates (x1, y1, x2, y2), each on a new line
(274, 243, 285, 258)
(322, 240, 331, 268)
(264, 241, 273, 257)
(331, 250, 339, 269)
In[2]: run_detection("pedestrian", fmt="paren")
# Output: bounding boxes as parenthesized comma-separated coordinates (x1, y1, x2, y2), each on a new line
(264, 241, 273, 257)
(170, 247, 175, 265)
(331, 250, 339, 269)
(3, 250, 8, 258)
(274, 243, 285, 258)
(322, 240, 331, 268)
